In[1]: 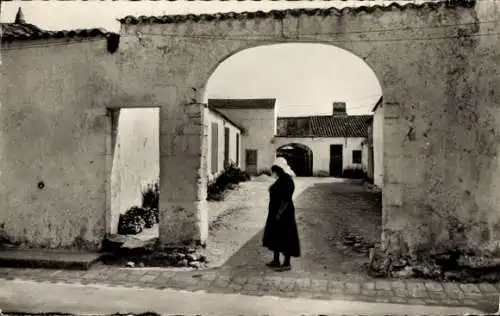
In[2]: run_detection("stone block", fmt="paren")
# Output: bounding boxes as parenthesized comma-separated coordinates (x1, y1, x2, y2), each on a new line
(384, 156, 404, 183)
(384, 102, 401, 119)
(151, 85, 177, 108)
(182, 122, 204, 135)
(185, 134, 203, 156)
(160, 157, 200, 200)
(383, 183, 403, 206)
(402, 155, 426, 184)
(159, 200, 207, 246)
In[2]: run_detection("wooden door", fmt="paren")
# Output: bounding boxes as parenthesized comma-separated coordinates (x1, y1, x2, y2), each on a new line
(245, 149, 258, 175)
(329, 145, 343, 177)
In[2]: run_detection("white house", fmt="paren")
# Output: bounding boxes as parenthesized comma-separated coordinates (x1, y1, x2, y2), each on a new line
(208, 99, 276, 175)
(205, 105, 244, 181)
(274, 102, 373, 178)
(372, 96, 384, 188)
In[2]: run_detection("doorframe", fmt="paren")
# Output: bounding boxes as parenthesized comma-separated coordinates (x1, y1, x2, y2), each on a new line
(104, 105, 161, 236)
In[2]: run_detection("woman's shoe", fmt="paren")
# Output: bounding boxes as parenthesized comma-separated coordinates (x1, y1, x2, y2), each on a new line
(266, 261, 281, 268)
(275, 264, 291, 272)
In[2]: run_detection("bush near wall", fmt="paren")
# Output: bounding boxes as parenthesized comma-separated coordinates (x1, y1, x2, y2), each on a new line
(256, 169, 272, 177)
(207, 161, 250, 201)
(117, 182, 160, 235)
(342, 168, 367, 179)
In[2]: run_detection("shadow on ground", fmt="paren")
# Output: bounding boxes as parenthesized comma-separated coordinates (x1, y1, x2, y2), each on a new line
(204, 179, 382, 281)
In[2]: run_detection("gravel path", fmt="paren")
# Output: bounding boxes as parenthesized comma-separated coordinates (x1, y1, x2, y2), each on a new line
(201, 177, 382, 281)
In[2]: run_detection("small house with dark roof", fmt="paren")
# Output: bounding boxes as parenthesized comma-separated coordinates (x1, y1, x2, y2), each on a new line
(274, 102, 373, 178)
(208, 98, 277, 175)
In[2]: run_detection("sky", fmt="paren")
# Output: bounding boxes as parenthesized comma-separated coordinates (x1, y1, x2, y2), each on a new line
(1, 1, 427, 116)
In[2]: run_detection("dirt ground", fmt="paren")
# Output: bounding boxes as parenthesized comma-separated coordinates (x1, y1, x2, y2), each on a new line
(201, 176, 382, 281)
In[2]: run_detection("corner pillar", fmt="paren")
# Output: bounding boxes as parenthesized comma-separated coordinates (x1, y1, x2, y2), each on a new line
(158, 101, 208, 247)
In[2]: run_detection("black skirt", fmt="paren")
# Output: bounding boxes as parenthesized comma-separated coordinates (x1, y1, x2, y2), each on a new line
(262, 175, 301, 257)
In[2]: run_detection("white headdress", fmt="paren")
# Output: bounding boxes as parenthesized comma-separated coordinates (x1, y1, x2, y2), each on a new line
(272, 157, 296, 177)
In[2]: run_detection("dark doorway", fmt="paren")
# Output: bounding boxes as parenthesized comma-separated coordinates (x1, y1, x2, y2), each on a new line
(245, 149, 258, 175)
(276, 143, 313, 177)
(224, 127, 230, 167)
(329, 144, 343, 177)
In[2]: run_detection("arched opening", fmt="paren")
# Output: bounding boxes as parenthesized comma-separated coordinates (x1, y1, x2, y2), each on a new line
(276, 143, 313, 177)
(201, 42, 384, 274)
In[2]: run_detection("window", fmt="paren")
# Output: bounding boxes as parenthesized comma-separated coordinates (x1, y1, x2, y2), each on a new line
(236, 133, 240, 166)
(352, 150, 362, 164)
(211, 123, 219, 174)
(224, 127, 230, 167)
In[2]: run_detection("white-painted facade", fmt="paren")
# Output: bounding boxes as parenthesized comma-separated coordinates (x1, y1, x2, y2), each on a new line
(372, 104, 384, 188)
(274, 136, 368, 176)
(205, 108, 243, 181)
(214, 108, 276, 175)
(110, 108, 160, 234)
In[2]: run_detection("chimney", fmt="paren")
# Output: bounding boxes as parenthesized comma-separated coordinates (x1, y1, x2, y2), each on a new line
(332, 102, 347, 116)
(15, 7, 26, 24)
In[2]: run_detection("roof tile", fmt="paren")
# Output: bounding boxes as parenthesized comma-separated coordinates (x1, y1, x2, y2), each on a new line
(1, 23, 117, 42)
(118, 1, 475, 25)
(277, 115, 372, 138)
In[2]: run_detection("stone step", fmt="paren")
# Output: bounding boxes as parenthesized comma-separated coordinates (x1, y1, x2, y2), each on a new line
(0, 249, 103, 270)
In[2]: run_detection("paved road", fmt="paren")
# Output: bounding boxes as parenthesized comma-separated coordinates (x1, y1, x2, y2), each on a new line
(0, 279, 485, 316)
(0, 177, 498, 313)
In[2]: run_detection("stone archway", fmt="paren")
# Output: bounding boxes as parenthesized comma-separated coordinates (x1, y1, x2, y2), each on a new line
(277, 143, 313, 177)
(115, 1, 500, 265)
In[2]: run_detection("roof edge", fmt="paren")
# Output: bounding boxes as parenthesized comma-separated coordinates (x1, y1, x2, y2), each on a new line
(277, 114, 373, 119)
(371, 96, 384, 112)
(1, 23, 119, 43)
(208, 98, 276, 109)
(206, 104, 245, 131)
(118, 1, 476, 25)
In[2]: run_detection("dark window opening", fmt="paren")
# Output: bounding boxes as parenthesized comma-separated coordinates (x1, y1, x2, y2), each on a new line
(211, 123, 219, 174)
(352, 150, 362, 164)
(224, 127, 230, 167)
(236, 133, 240, 166)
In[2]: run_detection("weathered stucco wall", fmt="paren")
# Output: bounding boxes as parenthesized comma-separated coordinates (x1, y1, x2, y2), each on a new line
(213, 108, 275, 174)
(119, 0, 500, 256)
(109, 108, 159, 234)
(373, 106, 384, 188)
(274, 136, 367, 175)
(205, 108, 241, 181)
(4, 1, 498, 256)
(0, 38, 115, 249)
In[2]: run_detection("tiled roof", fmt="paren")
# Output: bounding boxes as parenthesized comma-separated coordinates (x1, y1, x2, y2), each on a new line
(208, 98, 276, 109)
(1, 23, 117, 42)
(276, 115, 372, 138)
(118, 0, 475, 25)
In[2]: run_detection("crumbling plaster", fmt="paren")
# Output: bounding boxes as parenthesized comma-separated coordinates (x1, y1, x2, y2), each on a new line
(118, 0, 500, 256)
(2, 1, 498, 256)
(0, 38, 115, 249)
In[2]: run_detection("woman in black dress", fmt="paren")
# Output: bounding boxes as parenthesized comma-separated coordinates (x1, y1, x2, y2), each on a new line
(262, 157, 301, 271)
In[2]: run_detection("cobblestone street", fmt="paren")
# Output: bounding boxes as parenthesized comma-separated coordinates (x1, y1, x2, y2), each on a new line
(0, 177, 498, 313)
